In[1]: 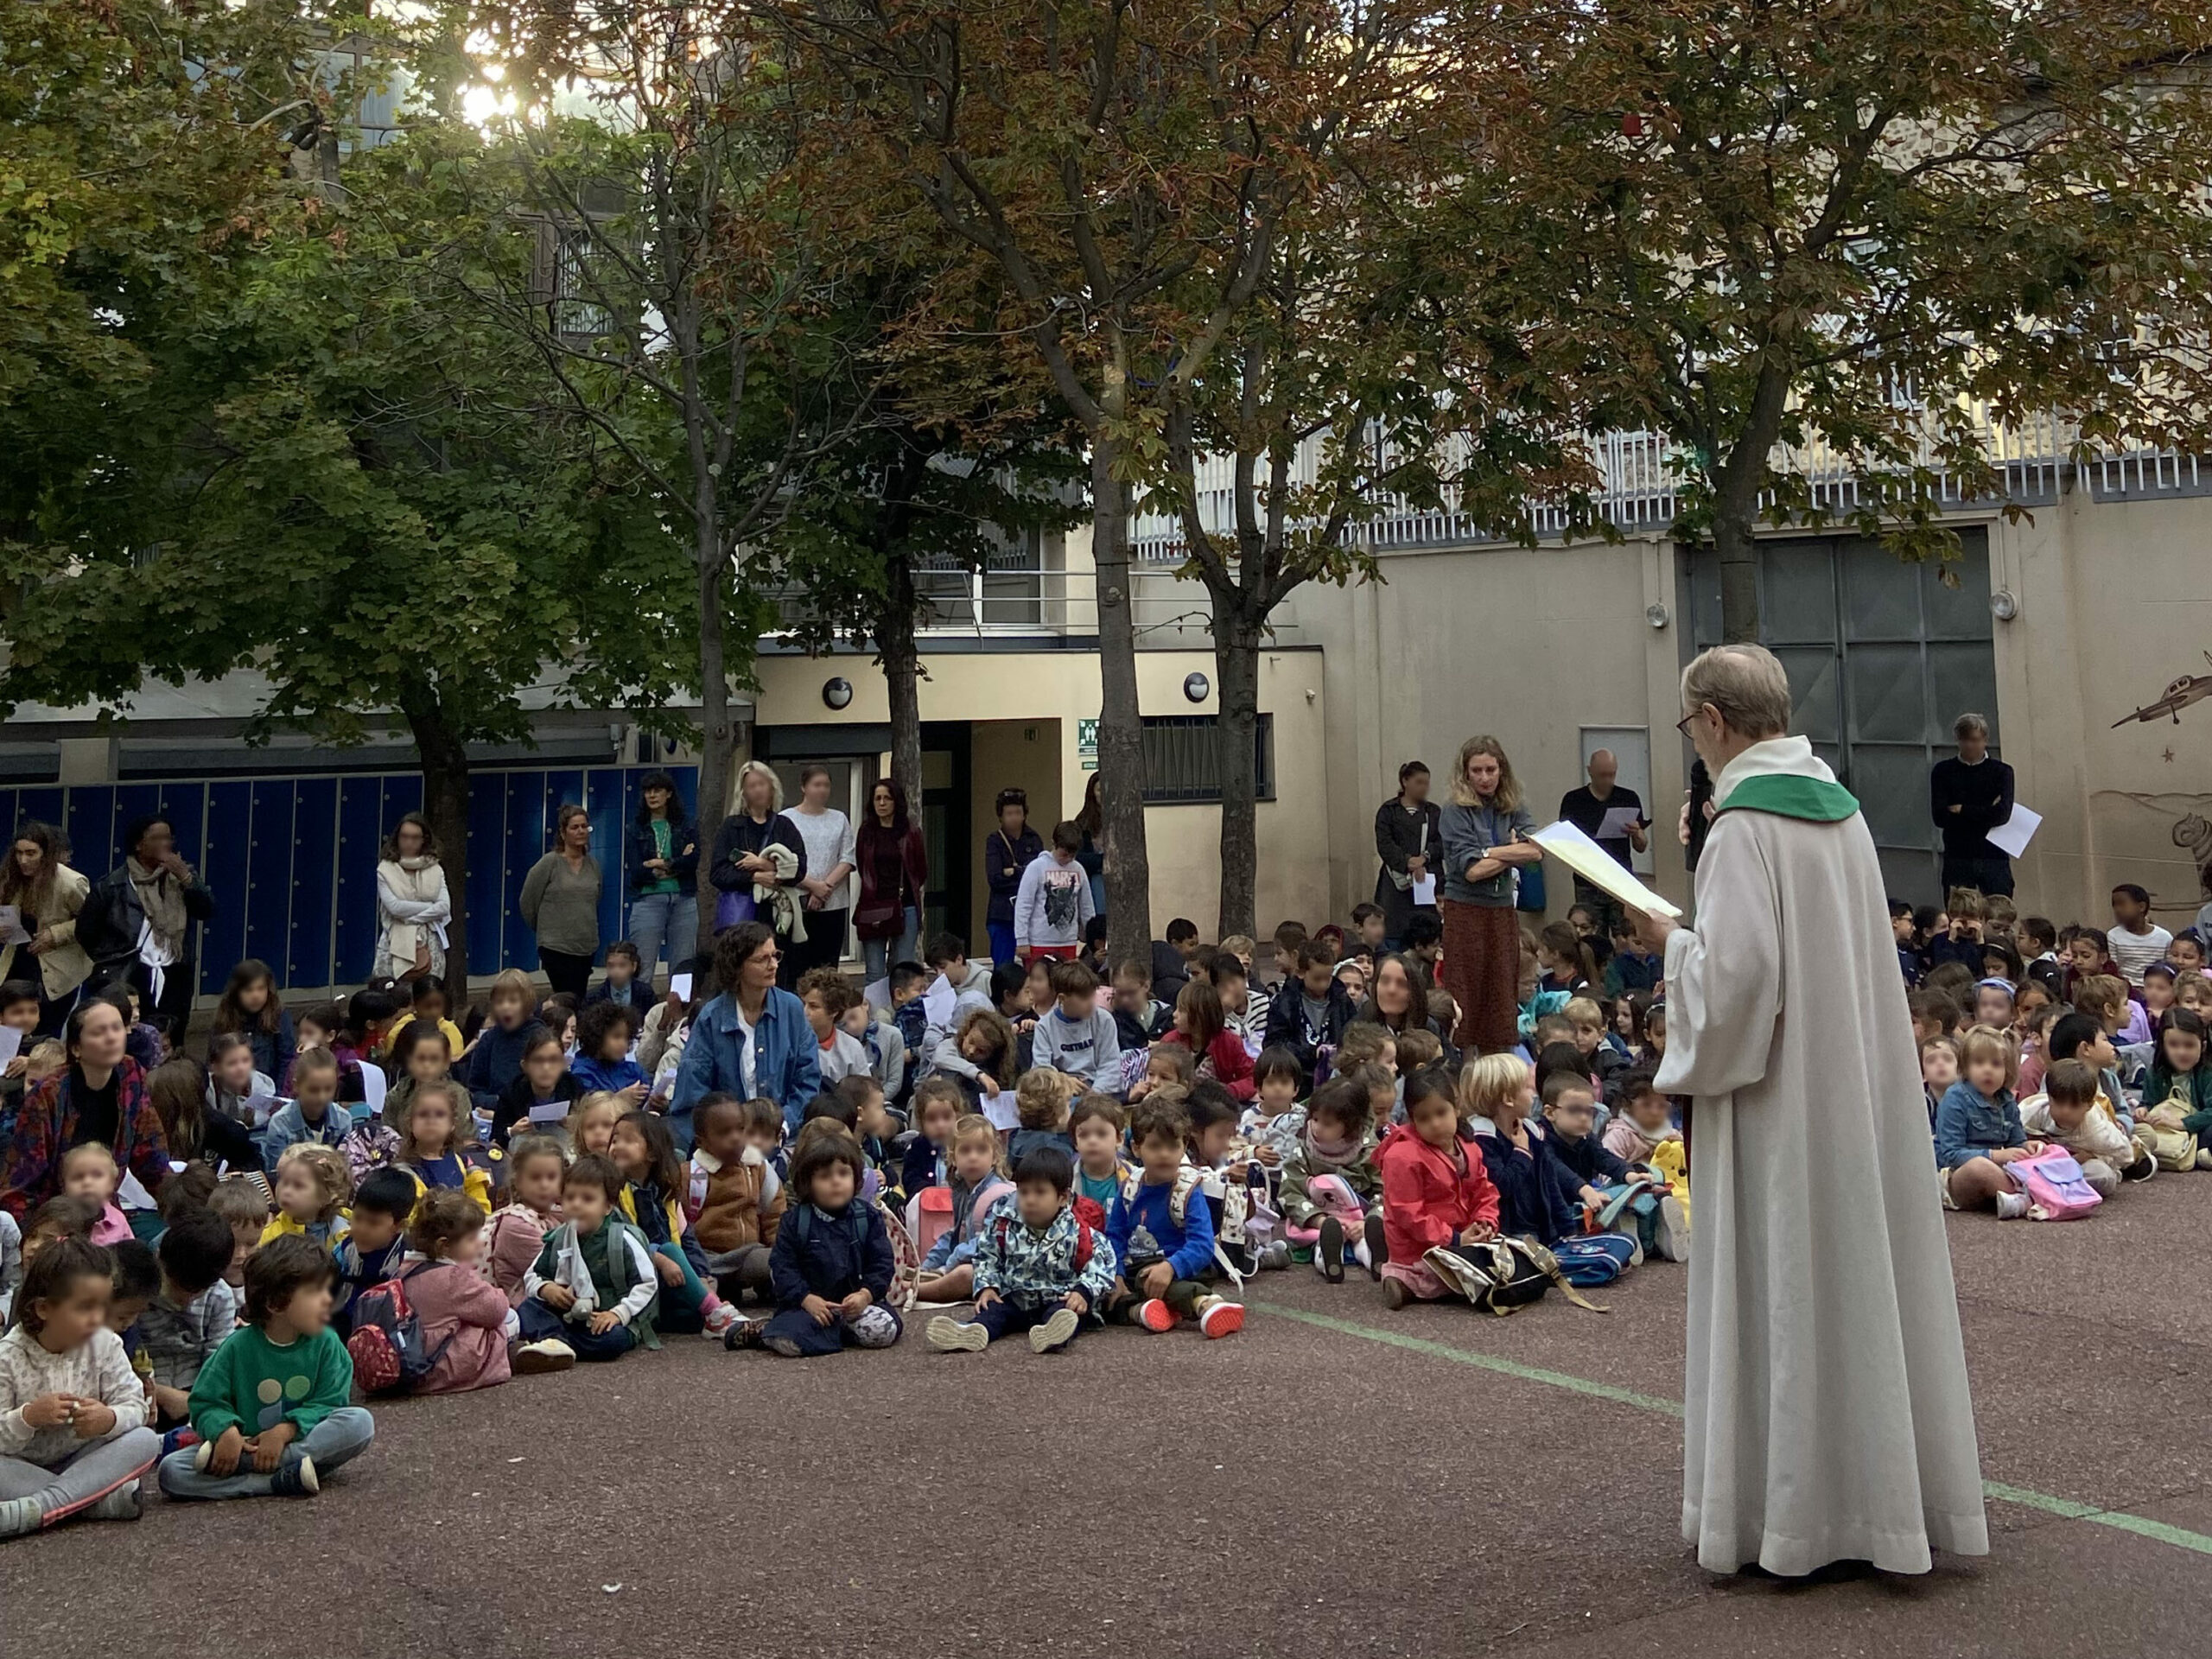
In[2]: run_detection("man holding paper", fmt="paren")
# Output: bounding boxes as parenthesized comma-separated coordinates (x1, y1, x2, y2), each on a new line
(1557, 752, 1648, 928)
(1929, 712, 2017, 896)
(1637, 645, 1986, 1579)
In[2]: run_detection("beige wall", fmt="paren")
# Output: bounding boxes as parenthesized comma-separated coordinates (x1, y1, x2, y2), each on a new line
(1307, 537, 1689, 920)
(749, 645, 1332, 941)
(1996, 494, 2212, 930)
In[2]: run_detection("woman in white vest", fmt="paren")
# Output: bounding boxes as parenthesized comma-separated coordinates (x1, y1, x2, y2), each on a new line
(376, 812, 452, 983)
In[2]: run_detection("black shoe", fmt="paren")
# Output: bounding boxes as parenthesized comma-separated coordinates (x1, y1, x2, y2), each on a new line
(1318, 1217, 1346, 1283)
(721, 1318, 765, 1351)
(1363, 1214, 1389, 1280)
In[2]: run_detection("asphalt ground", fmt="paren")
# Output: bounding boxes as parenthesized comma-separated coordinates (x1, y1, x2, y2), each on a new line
(8, 1178, 2212, 1658)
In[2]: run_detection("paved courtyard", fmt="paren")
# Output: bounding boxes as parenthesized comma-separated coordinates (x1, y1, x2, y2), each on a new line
(9, 1179, 2212, 1658)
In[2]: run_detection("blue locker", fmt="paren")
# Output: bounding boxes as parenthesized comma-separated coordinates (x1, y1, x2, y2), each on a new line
(466, 772, 511, 977)
(588, 768, 627, 949)
(288, 779, 338, 986)
(17, 787, 65, 829)
(66, 789, 114, 879)
(242, 783, 296, 973)
(108, 786, 162, 874)
(198, 783, 252, 995)
(151, 782, 207, 871)
(332, 778, 385, 983)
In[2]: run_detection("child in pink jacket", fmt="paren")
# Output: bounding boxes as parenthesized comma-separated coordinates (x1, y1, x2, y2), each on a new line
(483, 1135, 565, 1308)
(404, 1190, 514, 1395)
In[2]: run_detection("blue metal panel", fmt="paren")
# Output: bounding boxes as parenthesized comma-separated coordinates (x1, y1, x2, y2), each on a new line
(16, 788, 65, 830)
(466, 772, 511, 976)
(242, 782, 296, 974)
(588, 767, 628, 949)
(333, 778, 385, 985)
(288, 778, 338, 986)
(66, 789, 114, 879)
(0, 791, 17, 841)
(199, 782, 252, 994)
(109, 786, 162, 874)
(152, 782, 207, 871)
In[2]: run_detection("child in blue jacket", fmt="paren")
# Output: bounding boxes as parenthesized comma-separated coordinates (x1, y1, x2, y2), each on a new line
(725, 1130, 900, 1357)
(1103, 1099, 1243, 1338)
(1935, 1026, 2032, 1218)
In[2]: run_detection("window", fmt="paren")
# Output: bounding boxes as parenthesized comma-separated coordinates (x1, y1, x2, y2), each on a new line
(1140, 715, 1274, 804)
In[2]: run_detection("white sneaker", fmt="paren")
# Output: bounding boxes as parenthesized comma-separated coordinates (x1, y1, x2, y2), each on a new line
(512, 1338, 578, 1375)
(1027, 1306, 1081, 1353)
(926, 1314, 988, 1352)
(1995, 1190, 2031, 1220)
(1650, 1196, 1689, 1262)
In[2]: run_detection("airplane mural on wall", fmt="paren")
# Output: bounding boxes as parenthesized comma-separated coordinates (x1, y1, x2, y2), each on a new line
(2113, 654, 2212, 728)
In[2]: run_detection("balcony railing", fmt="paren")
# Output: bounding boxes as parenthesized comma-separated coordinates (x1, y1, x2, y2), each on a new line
(763, 562, 1214, 641)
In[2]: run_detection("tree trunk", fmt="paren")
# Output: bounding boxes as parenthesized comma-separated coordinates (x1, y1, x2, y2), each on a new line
(1090, 445, 1153, 964)
(403, 700, 472, 994)
(879, 549, 925, 823)
(1212, 602, 1262, 940)
(1715, 504, 1761, 645)
(692, 508, 736, 932)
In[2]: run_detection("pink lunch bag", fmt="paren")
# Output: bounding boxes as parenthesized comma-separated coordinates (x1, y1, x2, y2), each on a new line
(2012, 1145, 2102, 1222)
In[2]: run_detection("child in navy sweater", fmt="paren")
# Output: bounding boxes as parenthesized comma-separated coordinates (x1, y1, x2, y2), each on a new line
(1103, 1100, 1243, 1338)
(726, 1131, 901, 1357)
(1459, 1053, 1579, 1246)
(569, 1001, 647, 1103)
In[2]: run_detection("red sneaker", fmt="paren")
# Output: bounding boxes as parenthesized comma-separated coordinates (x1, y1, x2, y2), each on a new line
(1198, 1300, 1245, 1340)
(1138, 1299, 1182, 1333)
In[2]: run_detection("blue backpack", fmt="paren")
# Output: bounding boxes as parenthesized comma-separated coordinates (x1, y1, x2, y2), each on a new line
(344, 1262, 457, 1394)
(1550, 1231, 1639, 1287)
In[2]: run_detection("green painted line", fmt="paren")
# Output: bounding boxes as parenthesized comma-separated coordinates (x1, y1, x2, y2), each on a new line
(1250, 1298, 2212, 1562)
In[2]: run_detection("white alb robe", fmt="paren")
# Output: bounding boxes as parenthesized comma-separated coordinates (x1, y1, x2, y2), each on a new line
(1656, 736, 1988, 1575)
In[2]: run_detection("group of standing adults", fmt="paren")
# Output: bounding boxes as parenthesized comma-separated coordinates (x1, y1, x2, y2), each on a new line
(1371, 741, 1648, 1056)
(2, 814, 216, 1044)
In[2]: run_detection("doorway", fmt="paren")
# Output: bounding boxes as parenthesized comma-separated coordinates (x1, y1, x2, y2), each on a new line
(919, 721, 971, 950)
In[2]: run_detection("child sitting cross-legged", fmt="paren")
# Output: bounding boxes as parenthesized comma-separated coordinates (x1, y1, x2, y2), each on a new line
(1601, 1069, 1677, 1168)
(610, 1109, 738, 1338)
(2021, 1058, 2138, 1197)
(569, 1000, 649, 1105)
(396, 1079, 502, 1211)
(686, 1096, 786, 1308)
(0, 1237, 162, 1538)
(1032, 958, 1122, 1098)
(513, 1154, 658, 1369)
(1103, 1099, 1243, 1338)
(157, 1235, 376, 1502)
(1240, 1046, 1307, 1173)
(898, 1077, 963, 1200)
(914, 1114, 1013, 1304)
(725, 1130, 902, 1357)
(926, 1143, 1120, 1355)
(1539, 1070, 1630, 1212)
(1935, 1025, 2035, 1218)
(140, 1209, 236, 1433)
(1375, 1067, 1500, 1311)
(1280, 1073, 1384, 1283)
(486, 1134, 568, 1306)
(397, 1188, 516, 1395)
(1461, 1052, 1580, 1246)
(259, 1145, 352, 1250)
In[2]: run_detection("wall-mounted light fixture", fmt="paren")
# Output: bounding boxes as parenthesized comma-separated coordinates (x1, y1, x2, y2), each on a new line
(1989, 589, 2019, 623)
(822, 677, 854, 710)
(1645, 603, 1671, 630)
(1183, 671, 1211, 703)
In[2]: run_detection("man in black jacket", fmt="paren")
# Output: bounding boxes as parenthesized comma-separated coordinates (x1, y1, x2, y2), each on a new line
(1929, 712, 2016, 897)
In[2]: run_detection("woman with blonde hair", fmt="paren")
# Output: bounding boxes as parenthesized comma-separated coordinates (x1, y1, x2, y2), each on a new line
(1437, 736, 1541, 1058)
(708, 760, 808, 936)
(518, 804, 601, 1000)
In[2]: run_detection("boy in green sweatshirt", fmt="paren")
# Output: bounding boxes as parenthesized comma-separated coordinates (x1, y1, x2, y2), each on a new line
(156, 1236, 375, 1500)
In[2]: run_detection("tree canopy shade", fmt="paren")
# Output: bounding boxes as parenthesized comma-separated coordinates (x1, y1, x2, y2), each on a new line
(0, 112, 692, 963)
(775, 0, 1545, 956)
(1480, 0, 2212, 642)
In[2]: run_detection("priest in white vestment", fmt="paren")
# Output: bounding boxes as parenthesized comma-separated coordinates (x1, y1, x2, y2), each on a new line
(1645, 644, 1988, 1577)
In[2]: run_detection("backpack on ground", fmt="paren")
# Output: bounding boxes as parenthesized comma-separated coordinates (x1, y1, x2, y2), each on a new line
(1427, 1236, 1611, 1316)
(1551, 1231, 1639, 1287)
(345, 1262, 456, 1394)
(2011, 1145, 2103, 1221)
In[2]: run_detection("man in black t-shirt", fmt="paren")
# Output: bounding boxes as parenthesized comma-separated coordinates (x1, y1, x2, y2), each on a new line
(1558, 750, 1648, 926)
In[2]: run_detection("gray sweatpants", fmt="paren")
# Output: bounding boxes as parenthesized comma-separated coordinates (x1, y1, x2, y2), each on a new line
(156, 1406, 374, 1500)
(702, 1243, 773, 1303)
(0, 1426, 161, 1522)
(2080, 1158, 2121, 1197)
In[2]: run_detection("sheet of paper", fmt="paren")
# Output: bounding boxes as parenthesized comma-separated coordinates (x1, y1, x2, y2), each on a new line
(359, 1061, 388, 1116)
(0, 1026, 20, 1068)
(669, 972, 693, 1003)
(1529, 819, 1682, 919)
(924, 976, 957, 1032)
(1409, 874, 1437, 906)
(1986, 804, 2042, 861)
(528, 1098, 572, 1125)
(0, 906, 28, 945)
(244, 1092, 276, 1129)
(981, 1087, 1021, 1132)
(1598, 806, 1643, 838)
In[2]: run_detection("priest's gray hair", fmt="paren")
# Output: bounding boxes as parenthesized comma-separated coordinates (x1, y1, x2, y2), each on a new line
(1681, 645, 1793, 739)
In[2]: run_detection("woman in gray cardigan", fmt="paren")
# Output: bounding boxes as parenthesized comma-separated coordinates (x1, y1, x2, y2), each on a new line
(519, 804, 603, 999)
(1436, 735, 1541, 1056)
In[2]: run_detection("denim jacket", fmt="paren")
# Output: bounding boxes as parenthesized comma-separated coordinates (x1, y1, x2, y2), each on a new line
(1933, 1079, 2025, 1171)
(670, 987, 823, 1134)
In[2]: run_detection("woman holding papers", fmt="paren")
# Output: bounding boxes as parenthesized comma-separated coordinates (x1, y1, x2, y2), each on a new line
(1642, 645, 1985, 1578)
(1436, 737, 1541, 1056)
(1372, 762, 1443, 949)
(0, 821, 93, 1034)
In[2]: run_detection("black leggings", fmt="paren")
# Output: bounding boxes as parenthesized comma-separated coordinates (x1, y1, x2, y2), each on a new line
(539, 948, 594, 1000)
